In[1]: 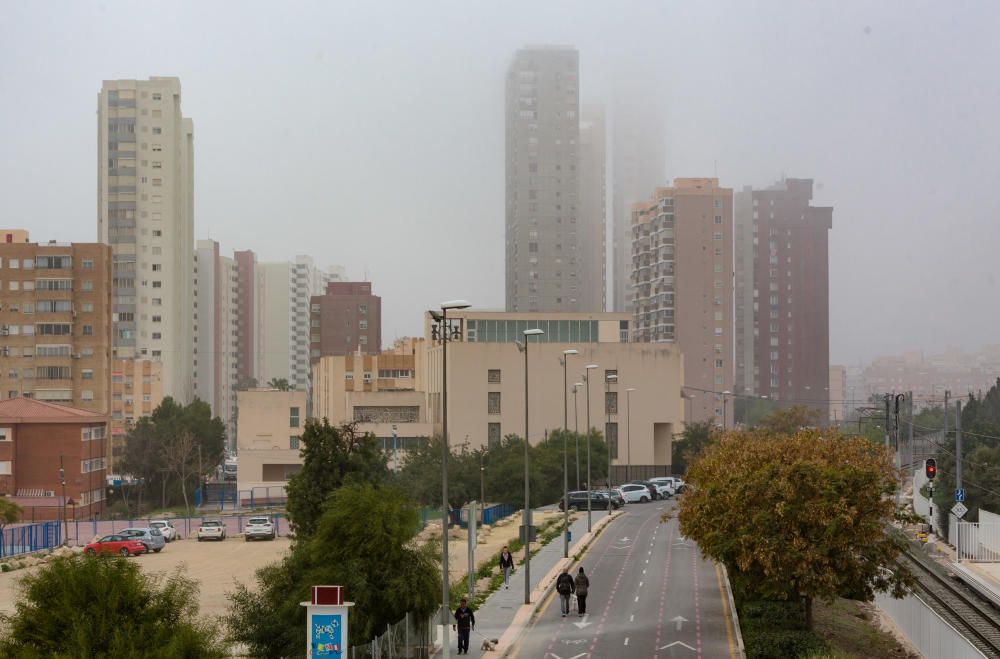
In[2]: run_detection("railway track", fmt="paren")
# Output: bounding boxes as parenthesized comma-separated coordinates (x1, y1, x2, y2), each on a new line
(900, 549, 1000, 658)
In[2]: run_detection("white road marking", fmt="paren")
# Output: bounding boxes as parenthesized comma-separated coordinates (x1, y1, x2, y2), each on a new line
(658, 641, 696, 651)
(572, 614, 592, 629)
(634, 595, 639, 602)
(624, 637, 630, 646)
(639, 581, 644, 588)
(642, 569, 646, 575)
(672, 615, 688, 631)
(630, 614, 635, 622)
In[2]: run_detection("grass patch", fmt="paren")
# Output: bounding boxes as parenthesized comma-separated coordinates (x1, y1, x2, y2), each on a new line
(812, 598, 916, 659)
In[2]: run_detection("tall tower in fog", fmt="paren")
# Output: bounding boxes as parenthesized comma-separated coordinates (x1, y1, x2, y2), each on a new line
(97, 77, 194, 403)
(505, 46, 581, 312)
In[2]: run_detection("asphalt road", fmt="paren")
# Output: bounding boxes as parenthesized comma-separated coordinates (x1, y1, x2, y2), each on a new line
(509, 497, 739, 659)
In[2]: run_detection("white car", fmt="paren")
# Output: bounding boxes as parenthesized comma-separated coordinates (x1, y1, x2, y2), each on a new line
(653, 482, 675, 498)
(618, 483, 651, 503)
(244, 516, 276, 541)
(197, 520, 227, 542)
(651, 477, 685, 495)
(148, 519, 178, 542)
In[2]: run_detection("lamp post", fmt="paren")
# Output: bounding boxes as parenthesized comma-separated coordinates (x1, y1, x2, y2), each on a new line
(573, 382, 583, 489)
(626, 388, 636, 482)
(518, 328, 544, 605)
(723, 390, 732, 430)
(584, 364, 599, 532)
(59, 453, 67, 544)
(560, 349, 578, 559)
(479, 449, 486, 506)
(434, 299, 470, 659)
(605, 373, 618, 511)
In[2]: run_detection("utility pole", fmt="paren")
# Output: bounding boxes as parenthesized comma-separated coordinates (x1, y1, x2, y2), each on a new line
(956, 399, 963, 561)
(907, 391, 914, 490)
(883, 393, 891, 450)
(894, 394, 905, 509)
(943, 390, 950, 447)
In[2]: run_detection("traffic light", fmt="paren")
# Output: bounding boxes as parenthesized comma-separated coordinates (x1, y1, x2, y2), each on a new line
(925, 458, 937, 480)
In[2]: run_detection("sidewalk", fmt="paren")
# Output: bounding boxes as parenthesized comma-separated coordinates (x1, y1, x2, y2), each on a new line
(458, 508, 615, 657)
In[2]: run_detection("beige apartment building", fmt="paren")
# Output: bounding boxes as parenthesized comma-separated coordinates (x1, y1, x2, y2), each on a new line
(235, 389, 307, 497)
(108, 358, 163, 469)
(97, 77, 194, 403)
(313, 312, 685, 479)
(0, 237, 113, 413)
(632, 179, 735, 426)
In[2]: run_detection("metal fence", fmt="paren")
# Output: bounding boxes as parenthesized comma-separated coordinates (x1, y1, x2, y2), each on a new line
(951, 520, 1000, 562)
(875, 589, 986, 658)
(58, 513, 288, 546)
(350, 611, 436, 659)
(449, 503, 515, 529)
(0, 521, 61, 559)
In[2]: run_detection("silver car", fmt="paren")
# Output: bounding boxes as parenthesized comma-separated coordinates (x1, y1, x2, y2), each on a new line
(119, 527, 165, 553)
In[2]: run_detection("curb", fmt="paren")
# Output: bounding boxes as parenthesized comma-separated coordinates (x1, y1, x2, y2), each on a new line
(496, 510, 624, 657)
(719, 562, 747, 659)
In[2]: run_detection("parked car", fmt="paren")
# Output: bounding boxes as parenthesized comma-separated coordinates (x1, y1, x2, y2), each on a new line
(559, 490, 618, 511)
(647, 480, 675, 499)
(650, 476, 686, 494)
(244, 516, 276, 541)
(605, 488, 626, 508)
(148, 519, 178, 542)
(84, 535, 146, 557)
(197, 520, 227, 541)
(630, 480, 661, 500)
(618, 483, 652, 503)
(119, 527, 166, 553)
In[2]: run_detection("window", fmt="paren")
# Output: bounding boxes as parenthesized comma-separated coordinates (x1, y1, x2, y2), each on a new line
(290, 436, 300, 450)
(82, 280, 93, 291)
(80, 390, 94, 401)
(0, 462, 10, 475)
(488, 369, 501, 383)
(713, 199, 721, 208)
(344, 371, 353, 380)
(0, 428, 9, 442)
(605, 422, 619, 459)
(359, 319, 368, 329)
(714, 215, 723, 224)
(152, 92, 162, 101)
(714, 343, 723, 353)
(152, 144, 162, 152)
(605, 391, 618, 415)
(488, 392, 501, 415)
(713, 232, 723, 240)
(359, 305, 367, 315)
(289, 407, 300, 428)
(605, 369, 617, 382)
(152, 127, 162, 134)
(8, 281, 18, 291)
(151, 264, 161, 271)
(82, 369, 93, 380)
(488, 423, 501, 449)
(714, 264, 722, 273)
(82, 325, 93, 336)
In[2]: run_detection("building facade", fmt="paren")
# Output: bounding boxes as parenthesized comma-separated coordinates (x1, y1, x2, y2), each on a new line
(829, 364, 847, 425)
(578, 106, 606, 312)
(505, 46, 582, 313)
(0, 397, 109, 521)
(234, 249, 264, 388)
(97, 77, 194, 403)
(0, 239, 113, 413)
(631, 179, 735, 425)
(109, 358, 163, 469)
(235, 389, 306, 498)
(309, 281, 382, 360)
(193, 240, 239, 443)
(734, 179, 832, 420)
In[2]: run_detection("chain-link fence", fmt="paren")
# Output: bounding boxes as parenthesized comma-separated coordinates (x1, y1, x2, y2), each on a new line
(349, 611, 437, 659)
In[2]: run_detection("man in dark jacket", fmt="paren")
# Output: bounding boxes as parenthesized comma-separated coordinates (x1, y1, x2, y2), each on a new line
(575, 566, 590, 615)
(454, 597, 475, 655)
(499, 546, 515, 589)
(555, 568, 576, 617)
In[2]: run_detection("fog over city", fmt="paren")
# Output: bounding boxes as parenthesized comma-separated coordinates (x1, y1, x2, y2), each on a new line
(2, 0, 998, 365)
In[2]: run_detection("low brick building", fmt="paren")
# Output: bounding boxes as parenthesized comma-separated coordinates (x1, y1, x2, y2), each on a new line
(0, 397, 109, 521)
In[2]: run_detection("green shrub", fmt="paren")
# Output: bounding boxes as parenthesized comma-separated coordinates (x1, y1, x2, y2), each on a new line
(744, 629, 827, 658)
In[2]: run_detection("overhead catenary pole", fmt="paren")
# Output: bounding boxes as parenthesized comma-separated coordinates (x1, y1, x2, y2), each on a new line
(561, 349, 577, 559)
(573, 383, 582, 490)
(956, 399, 963, 561)
(907, 391, 914, 498)
(585, 364, 599, 532)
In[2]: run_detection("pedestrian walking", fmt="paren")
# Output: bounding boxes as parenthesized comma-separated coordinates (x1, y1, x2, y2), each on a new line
(555, 568, 576, 617)
(575, 566, 589, 616)
(453, 597, 476, 655)
(499, 545, 515, 589)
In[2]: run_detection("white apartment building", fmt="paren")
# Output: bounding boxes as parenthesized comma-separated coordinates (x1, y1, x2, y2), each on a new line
(260, 257, 344, 394)
(193, 239, 239, 444)
(97, 77, 194, 403)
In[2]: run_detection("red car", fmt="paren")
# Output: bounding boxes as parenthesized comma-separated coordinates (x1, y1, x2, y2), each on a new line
(84, 534, 147, 557)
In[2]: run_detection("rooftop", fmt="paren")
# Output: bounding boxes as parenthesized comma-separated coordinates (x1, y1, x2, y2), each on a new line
(0, 397, 105, 423)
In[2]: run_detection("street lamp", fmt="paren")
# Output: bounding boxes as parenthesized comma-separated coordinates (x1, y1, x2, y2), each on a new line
(518, 328, 544, 605)
(584, 364, 599, 532)
(723, 390, 732, 431)
(434, 298, 470, 659)
(605, 373, 618, 511)
(573, 382, 583, 489)
(560, 349, 578, 559)
(626, 388, 636, 482)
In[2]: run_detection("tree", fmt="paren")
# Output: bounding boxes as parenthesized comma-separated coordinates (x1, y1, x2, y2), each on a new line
(0, 498, 22, 558)
(227, 484, 439, 655)
(284, 420, 389, 537)
(0, 555, 226, 657)
(160, 429, 198, 517)
(267, 377, 291, 391)
(678, 429, 913, 629)
(671, 421, 717, 475)
(758, 404, 820, 435)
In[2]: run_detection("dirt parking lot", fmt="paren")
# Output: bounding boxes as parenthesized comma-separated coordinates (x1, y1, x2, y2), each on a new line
(0, 536, 291, 618)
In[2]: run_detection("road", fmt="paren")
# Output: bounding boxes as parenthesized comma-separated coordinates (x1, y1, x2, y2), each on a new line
(509, 497, 739, 659)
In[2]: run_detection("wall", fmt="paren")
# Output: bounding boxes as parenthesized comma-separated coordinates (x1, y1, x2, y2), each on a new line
(235, 389, 307, 493)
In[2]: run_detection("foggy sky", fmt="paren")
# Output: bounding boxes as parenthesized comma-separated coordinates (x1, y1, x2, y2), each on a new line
(2, 0, 998, 366)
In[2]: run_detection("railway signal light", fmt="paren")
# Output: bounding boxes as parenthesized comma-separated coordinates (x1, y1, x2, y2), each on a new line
(925, 458, 937, 480)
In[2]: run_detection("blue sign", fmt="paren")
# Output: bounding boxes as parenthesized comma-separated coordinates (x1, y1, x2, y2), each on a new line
(311, 613, 343, 656)
(956, 488, 966, 502)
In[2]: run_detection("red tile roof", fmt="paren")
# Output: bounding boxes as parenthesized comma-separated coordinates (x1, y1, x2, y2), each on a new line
(0, 397, 106, 423)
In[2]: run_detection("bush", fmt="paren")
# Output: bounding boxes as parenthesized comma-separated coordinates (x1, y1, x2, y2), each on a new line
(745, 629, 827, 659)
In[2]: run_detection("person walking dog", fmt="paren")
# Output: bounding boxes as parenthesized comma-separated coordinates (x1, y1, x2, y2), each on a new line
(499, 545, 515, 589)
(453, 597, 475, 655)
(574, 566, 590, 615)
(556, 568, 576, 617)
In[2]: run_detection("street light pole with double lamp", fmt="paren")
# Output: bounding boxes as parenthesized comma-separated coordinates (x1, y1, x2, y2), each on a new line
(605, 373, 618, 514)
(573, 382, 583, 490)
(560, 349, 578, 558)
(626, 388, 636, 482)
(518, 328, 545, 605)
(584, 364, 599, 532)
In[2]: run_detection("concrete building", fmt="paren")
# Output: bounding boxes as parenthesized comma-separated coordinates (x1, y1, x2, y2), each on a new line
(234, 249, 264, 388)
(235, 389, 306, 498)
(734, 179, 833, 420)
(0, 238, 113, 414)
(631, 179, 735, 425)
(859, 348, 1000, 405)
(0, 397, 109, 521)
(193, 240, 239, 443)
(610, 90, 666, 313)
(260, 256, 344, 394)
(1, 230, 30, 244)
(309, 281, 382, 360)
(97, 77, 194, 403)
(109, 358, 163, 469)
(505, 46, 582, 313)
(578, 107, 607, 312)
